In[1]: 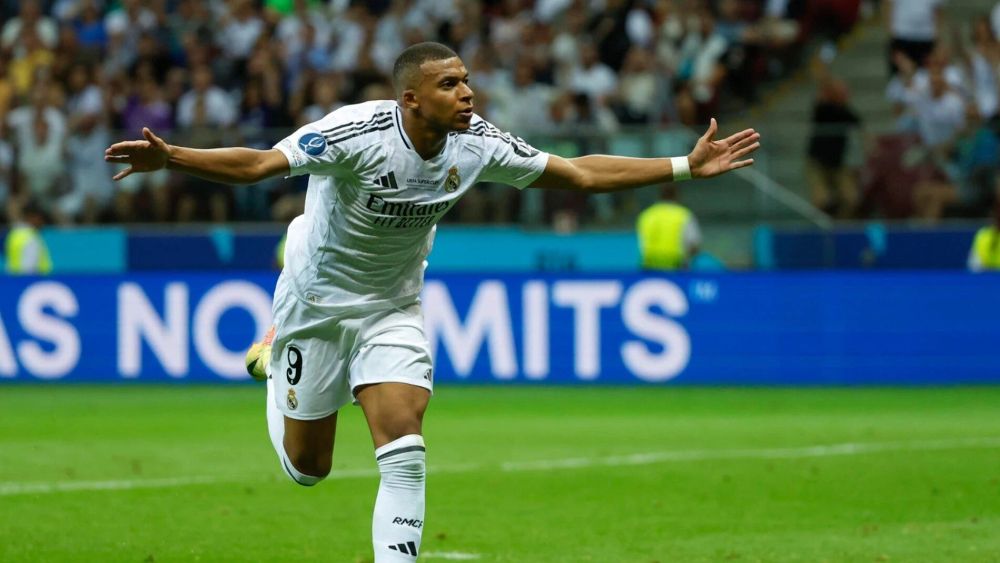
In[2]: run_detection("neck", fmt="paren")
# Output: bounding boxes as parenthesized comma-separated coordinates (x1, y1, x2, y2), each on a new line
(401, 108, 448, 160)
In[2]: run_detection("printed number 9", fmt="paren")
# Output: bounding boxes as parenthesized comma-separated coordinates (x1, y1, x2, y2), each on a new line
(286, 346, 303, 385)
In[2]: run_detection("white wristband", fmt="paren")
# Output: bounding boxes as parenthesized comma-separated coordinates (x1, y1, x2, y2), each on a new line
(670, 156, 692, 181)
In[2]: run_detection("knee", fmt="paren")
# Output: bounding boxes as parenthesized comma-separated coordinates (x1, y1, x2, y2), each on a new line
(288, 449, 332, 478)
(284, 448, 332, 485)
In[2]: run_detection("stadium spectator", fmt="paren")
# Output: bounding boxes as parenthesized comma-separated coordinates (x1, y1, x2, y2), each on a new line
(8, 25, 56, 98)
(4, 200, 51, 275)
(68, 0, 109, 58)
(325, 3, 368, 74)
(895, 51, 966, 150)
(588, 0, 633, 72)
(807, 67, 863, 218)
(1, 0, 58, 52)
(216, 0, 265, 66)
(177, 65, 237, 131)
(64, 62, 114, 224)
(0, 126, 11, 223)
(6, 88, 70, 224)
(611, 46, 662, 125)
(491, 59, 555, 133)
(0, 54, 13, 122)
(116, 76, 173, 222)
(175, 65, 237, 223)
(103, 0, 157, 63)
(912, 100, 999, 221)
(885, 0, 946, 73)
(674, 8, 729, 125)
(637, 183, 702, 270)
(569, 40, 619, 106)
(968, 202, 1000, 271)
(551, 5, 587, 73)
(955, 15, 1000, 121)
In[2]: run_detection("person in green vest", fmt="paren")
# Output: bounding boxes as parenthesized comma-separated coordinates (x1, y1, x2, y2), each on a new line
(636, 184, 701, 270)
(4, 201, 52, 275)
(968, 203, 1000, 272)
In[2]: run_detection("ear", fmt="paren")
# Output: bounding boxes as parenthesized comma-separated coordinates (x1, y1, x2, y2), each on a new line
(402, 89, 419, 111)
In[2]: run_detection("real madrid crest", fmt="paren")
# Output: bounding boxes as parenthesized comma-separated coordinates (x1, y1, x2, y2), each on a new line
(287, 388, 298, 410)
(444, 166, 460, 192)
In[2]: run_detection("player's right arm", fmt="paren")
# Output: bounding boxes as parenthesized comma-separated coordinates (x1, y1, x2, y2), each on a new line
(105, 127, 289, 184)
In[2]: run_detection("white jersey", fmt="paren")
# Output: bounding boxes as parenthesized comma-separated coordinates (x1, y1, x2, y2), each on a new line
(273, 100, 549, 312)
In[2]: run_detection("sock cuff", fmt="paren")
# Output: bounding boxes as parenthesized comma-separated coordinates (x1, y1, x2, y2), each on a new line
(281, 454, 324, 486)
(375, 434, 425, 462)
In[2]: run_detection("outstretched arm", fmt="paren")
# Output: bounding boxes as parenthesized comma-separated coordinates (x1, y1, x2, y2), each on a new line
(529, 119, 760, 192)
(104, 127, 289, 185)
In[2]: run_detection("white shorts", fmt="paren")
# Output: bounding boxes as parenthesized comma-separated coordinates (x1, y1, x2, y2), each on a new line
(268, 278, 434, 420)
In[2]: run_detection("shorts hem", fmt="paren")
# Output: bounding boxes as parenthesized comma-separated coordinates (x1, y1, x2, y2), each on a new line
(277, 402, 345, 421)
(351, 377, 434, 397)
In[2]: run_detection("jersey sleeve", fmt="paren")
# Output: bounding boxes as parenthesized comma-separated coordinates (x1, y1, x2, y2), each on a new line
(273, 110, 362, 177)
(475, 120, 549, 189)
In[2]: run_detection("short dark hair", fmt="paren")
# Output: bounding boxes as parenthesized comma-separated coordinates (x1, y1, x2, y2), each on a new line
(392, 42, 459, 94)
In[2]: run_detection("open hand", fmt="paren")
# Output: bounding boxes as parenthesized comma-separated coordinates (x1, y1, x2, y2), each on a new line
(104, 127, 171, 181)
(688, 119, 760, 179)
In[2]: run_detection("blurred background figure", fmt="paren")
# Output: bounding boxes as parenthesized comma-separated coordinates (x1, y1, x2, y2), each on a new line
(636, 183, 701, 271)
(807, 64, 862, 219)
(885, 0, 945, 73)
(4, 200, 51, 275)
(968, 202, 1000, 271)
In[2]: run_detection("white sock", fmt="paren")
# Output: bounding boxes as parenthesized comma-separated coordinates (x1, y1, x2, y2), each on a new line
(266, 377, 323, 486)
(372, 434, 426, 561)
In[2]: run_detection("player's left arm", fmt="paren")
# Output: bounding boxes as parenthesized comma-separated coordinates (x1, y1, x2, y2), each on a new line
(528, 119, 760, 193)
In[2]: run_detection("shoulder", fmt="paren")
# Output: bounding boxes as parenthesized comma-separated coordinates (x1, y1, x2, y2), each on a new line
(314, 100, 396, 129)
(312, 100, 398, 148)
(457, 114, 540, 158)
(463, 114, 515, 134)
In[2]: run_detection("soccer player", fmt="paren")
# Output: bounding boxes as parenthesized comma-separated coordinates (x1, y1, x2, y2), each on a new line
(105, 42, 759, 562)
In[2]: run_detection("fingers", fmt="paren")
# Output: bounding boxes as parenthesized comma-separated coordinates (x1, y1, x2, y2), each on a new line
(729, 158, 755, 170)
(731, 140, 761, 160)
(112, 167, 134, 181)
(143, 127, 166, 148)
(729, 132, 759, 152)
(701, 117, 718, 142)
(722, 128, 757, 147)
(105, 140, 147, 155)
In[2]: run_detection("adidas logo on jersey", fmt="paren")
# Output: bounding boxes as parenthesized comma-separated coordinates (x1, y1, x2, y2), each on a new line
(376, 172, 399, 190)
(388, 541, 419, 556)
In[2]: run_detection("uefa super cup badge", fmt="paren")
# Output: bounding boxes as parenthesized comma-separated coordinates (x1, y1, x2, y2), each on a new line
(287, 388, 298, 410)
(445, 166, 460, 192)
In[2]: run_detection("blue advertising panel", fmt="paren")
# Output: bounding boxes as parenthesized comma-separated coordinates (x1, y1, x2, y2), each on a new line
(0, 272, 997, 384)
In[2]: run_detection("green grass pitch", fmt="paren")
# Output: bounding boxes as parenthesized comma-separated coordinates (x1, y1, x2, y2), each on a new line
(1, 385, 999, 562)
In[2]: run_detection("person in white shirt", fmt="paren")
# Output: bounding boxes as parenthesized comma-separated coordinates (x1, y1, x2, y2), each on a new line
(176, 65, 237, 129)
(104, 42, 760, 563)
(885, 0, 946, 73)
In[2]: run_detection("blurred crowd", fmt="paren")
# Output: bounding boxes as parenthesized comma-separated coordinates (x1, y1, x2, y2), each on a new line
(0, 0, 840, 227)
(811, 0, 1000, 223)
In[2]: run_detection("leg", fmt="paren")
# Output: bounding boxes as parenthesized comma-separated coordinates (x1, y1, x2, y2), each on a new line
(265, 377, 337, 485)
(356, 382, 430, 449)
(834, 166, 859, 219)
(357, 383, 431, 561)
(806, 160, 832, 213)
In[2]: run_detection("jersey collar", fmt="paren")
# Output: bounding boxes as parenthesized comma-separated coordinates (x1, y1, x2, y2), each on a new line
(394, 104, 452, 161)
(394, 105, 413, 150)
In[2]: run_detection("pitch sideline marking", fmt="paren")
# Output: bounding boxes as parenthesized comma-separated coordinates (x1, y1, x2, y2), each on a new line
(2, 436, 999, 496)
(422, 552, 481, 560)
